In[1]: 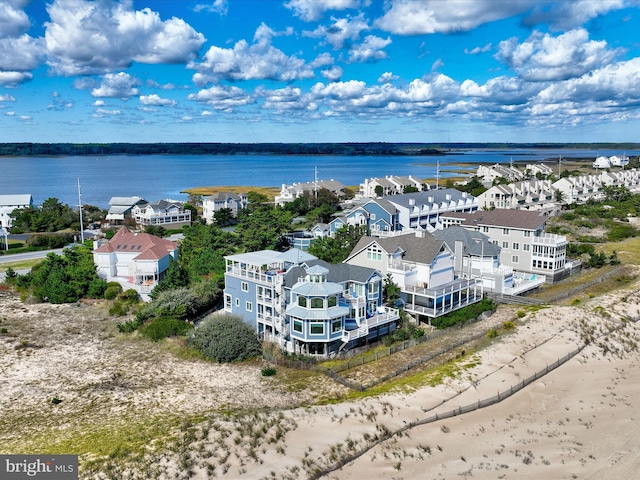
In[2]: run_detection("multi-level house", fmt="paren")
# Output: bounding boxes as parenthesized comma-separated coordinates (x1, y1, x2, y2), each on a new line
(105, 196, 147, 224)
(274, 179, 346, 206)
(93, 227, 179, 298)
(525, 163, 554, 178)
(0, 194, 32, 229)
(223, 249, 399, 357)
(202, 192, 248, 224)
(344, 231, 482, 324)
(330, 198, 400, 236)
(358, 175, 425, 198)
(476, 179, 556, 211)
(385, 189, 478, 231)
(476, 163, 524, 184)
(433, 226, 545, 295)
(440, 209, 570, 283)
(601, 168, 640, 193)
(132, 199, 191, 229)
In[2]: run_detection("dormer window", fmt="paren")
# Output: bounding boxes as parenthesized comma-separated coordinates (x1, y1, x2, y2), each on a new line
(298, 296, 307, 307)
(310, 298, 324, 309)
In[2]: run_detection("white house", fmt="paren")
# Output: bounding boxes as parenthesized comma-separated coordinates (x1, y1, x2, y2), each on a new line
(202, 192, 248, 224)
(105, 196, 147, 224)
(132, 199, 191, 229)
(476, 179, 556, 211)
(344, 231, 482, 323)
(274, 179, 346, 206)
(93, 227, 179, 299)
(358, 175, 425, 198)
(476, 163, 524, 184)
(0, 194, 32, 230)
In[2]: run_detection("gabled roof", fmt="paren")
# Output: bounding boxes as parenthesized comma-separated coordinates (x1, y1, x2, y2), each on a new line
(364, 198, 397, 215)
(284, 258, 379, 288)
(441, 209, 547, 230)
(204, 192, 246, 201)
(433, 226, 500, 257)
(93, 227, 178, 260)
(346, 233, 445, 265)
(0, 194, 32, 207)
(143, 199, 184, 210)
(109, 196, 145, 206)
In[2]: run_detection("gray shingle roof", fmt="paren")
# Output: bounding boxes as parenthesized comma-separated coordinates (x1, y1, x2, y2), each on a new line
(385, 188, 472, 208)
(440, 209, 547, 230)
(348, 233, 444, 265)
(433, 226, 500, 256)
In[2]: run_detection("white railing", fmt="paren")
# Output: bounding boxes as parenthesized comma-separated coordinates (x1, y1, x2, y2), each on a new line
(341, 307, 400, 342)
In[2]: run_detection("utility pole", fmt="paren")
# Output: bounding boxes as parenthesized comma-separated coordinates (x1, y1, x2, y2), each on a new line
(77, 178, 84, 244)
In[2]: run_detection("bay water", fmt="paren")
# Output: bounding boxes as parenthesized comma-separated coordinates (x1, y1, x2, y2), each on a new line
(0, 148, 636, 209)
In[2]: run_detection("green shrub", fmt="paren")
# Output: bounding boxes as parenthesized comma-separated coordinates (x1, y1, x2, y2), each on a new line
(486, 329, 499, 339)
(608, 224, 638, 242)
(86, 277, 108, 298)
(150, 288, 202, 320)
(261, 366, 277, 377)
(0, 327, 7, 334)
(117, 317, 144, 333)
(119, 289, 140, 303)
(104, 281, 123, 300)
(502, 321, 516, 330)
(140, 316, 192, 342)
(187, 314, 261, 363)
(431, 298, 495, 330)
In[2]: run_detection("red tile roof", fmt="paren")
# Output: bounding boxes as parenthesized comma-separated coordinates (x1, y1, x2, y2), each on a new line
(94, 227, 178, 260)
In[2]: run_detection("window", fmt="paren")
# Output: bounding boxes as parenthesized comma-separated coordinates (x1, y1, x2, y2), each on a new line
(332, 319, 342, 333)
(245, 301, 253, 312)
(298, 296, 307, 307)
(310, 321, 324, 335)
(502, 241, 509, 248)
(368, 282, 379, 295)
(523, 244, 530, 251)
(328, 296, 337, 307)
(311, 298, 324, 309)
(482, 226, 489, 232)
(512, 255, 519, 263)
(366, 244, 383, 261)
(293, 320, 303, 333)
(503, 228, 509, 235)
(524, 230, 531, 237)
(225, 294, 232, 309)
(235, 298, 240, 307)
(370, 213, 376, 220)
(513, 243, 519, 250)
(241, 281, 248, 292)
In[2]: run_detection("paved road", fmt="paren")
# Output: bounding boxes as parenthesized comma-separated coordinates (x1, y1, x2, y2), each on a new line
(0, 248, 62, 282)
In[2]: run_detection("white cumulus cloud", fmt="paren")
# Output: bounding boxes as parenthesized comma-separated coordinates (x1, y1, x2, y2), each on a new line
(44, 0, 205, 76)
(139, 94, 177, 106)
(285, 0, 363, 22)
(91, 72, 140, 99)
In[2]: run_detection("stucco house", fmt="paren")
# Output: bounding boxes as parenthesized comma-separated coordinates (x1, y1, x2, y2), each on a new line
(93, 227, 179, 298)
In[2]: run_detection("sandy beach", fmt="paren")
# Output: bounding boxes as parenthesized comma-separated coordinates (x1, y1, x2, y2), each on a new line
(1, 274, 640, 479)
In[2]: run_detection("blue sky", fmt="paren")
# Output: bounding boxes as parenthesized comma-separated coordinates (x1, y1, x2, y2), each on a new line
(2, 0, 640, 143)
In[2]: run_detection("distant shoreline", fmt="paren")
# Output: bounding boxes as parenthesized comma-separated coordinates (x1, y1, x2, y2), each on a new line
(2, 142, 640, 158)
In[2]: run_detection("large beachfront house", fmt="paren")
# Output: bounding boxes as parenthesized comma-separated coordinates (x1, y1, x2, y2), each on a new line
(0, 194, 32, 230)
(93, 227, 179, 299)
(344, 231, 482, 324)
(440, 209, 571, 283)
(223, 249, 400, 357)
(275, 179, 346, 206)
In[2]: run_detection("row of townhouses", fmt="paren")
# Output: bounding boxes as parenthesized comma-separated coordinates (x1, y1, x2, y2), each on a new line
(477, 168, 640, 210)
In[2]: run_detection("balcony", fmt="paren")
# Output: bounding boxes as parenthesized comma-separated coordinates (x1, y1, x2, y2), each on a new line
(402, 278, 482, 319)
(341, 306, 400, 343)
(227, 266, 284, 285)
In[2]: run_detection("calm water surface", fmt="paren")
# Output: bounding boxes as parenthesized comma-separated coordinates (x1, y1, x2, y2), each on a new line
(0, 148, 636, 208)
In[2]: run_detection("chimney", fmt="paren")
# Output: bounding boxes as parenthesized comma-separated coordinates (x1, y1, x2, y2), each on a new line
(409, 198, 415, 206)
